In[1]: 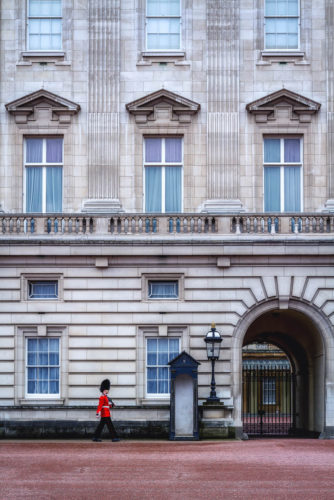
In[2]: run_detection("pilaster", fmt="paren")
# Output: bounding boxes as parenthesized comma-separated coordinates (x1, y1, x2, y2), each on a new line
(203, 0, 243, 213)
(83, 0, 123, 212)
(325, 0, 334, 211)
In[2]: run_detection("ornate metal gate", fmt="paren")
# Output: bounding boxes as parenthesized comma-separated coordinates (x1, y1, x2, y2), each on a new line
(242, 358, 295, 437)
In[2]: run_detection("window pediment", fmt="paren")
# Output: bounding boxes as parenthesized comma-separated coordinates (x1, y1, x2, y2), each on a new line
(126, 89, 200, 124)
(246, 88, 321, 123)
(5, 89, 80, 127)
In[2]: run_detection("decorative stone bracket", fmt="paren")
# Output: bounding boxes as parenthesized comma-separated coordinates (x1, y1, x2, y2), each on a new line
(126, 88, 200, 125)
(246, 88, 321, 123)
(5, 89, 80, 128)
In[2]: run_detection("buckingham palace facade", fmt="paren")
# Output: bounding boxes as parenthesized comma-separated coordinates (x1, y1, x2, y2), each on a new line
(1, 0, 334, 439)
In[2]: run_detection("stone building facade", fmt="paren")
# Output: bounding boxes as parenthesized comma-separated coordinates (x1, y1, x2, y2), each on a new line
(0, 0, 334, 438)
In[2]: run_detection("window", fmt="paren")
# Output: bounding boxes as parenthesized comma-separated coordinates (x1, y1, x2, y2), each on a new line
(263, 377, 276, 405)
(146, 0, 181, 51)
(264, 0, 299, 50)
(28, 280, 58, 299)
(148, 280, 179, 299)
(28, 0, 62, 51)
(264, 137, 302, 212)
(26, 338, 60, 397)
(25, 137, 63, 213)
(144, 137, 182, 213)
(146, 338, 180, 395)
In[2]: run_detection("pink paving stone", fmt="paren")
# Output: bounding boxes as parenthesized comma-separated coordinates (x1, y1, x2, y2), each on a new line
(0, 439, 334, 500)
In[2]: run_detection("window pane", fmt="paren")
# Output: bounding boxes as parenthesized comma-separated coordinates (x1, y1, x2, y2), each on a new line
(287, 0, 298, 16)
(165, 138, 182, 162)
(165, 167, 182, 212)
(148, 281, 178, 299)
(148, 33, 180, 50)
(147, 0, 180, 17)
(49, 380, 59, 394)
(264, 139, 281, 163)
(264, 167, 281, 211)
(284, 139, 300, 163)
(276, 34, 288, 49)
(145, 138, 162, 162)
(28, 352, 37, 365)
(287, 34, 298, 48)
(29, 281, 58, 299)
(28, 367, 37, 380)
(40, 18, 51, 34)
(29, 19, 41, 35)
(28, 381, 37, 393)
(28, 339, 38, 351)
(49, 338, 59, 351)
(169, 339, 179, 356)
(51, 19, 62, 35)
(265, 34, 276, 49)
(40, 34, 52, 50)
(49, 352, 59, 365)
(284, 166, 301, 211)
(26, 167, 43, 213)
(145, 167, 162, 212)
(26, 138, 43, 163)
(277, 0, 288, 16)
(46, 167, 62, 212)
(265, 0, 276, 16)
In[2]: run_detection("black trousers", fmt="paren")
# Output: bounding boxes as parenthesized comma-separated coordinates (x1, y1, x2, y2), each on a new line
(94, 417, 118, 439)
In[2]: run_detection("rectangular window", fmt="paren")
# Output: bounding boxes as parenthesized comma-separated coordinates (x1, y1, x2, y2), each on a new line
(146, 338, 180, 395)
(264, 0, 299, 50)
(263, 377, 276, 405)
(144, 137, 182, 213)
(146, 0, 181, 50)
(148, 280, 179, 299)
(26, 338, 60, 396)
(264, 137, 302, 212)
(25, 137, 63, 213)
(28, 0, 62, 51)
(28, 280, 58, 299)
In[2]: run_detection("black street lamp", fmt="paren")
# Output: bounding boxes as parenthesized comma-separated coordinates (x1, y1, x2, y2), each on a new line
(204, 323, 222, 403)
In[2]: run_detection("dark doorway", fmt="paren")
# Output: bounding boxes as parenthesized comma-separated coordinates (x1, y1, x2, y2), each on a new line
(242, 342, 295, 437)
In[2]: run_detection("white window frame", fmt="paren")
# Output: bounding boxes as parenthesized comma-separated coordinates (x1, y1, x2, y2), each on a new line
(27, 0, 63, 52)
(264, 0, 300, 51)
(136, 325, 188, 403)
(24, 137, 64, 213)
(21, 273, 63, 301)
(142, 273, 184, 302)
(145, 0, 182, 52)
(25, 336, 61, 399)
(263, 136, 303, 212)
(143, 137, 183, 213)
(146, 337, 180, 398)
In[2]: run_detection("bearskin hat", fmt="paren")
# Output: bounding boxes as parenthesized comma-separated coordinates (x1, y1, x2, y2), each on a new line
(100, 379, 111, 392)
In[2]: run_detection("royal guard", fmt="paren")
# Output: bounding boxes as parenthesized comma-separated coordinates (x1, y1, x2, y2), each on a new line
(92, 378, 120, 442)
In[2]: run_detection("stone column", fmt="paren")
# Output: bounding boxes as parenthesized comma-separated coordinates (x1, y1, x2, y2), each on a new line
(83, 0, 123, 212)
(202, 0, 244, 213)
(325, 0, 334, 211)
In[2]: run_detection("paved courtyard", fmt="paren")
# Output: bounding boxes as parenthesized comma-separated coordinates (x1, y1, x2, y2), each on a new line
(0, 439, 334, 500)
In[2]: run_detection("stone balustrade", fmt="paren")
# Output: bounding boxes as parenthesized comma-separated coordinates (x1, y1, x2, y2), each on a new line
(0, 213, 334, 237)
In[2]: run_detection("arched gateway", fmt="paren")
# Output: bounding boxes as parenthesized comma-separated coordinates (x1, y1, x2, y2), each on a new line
(232, 300, 334, 439)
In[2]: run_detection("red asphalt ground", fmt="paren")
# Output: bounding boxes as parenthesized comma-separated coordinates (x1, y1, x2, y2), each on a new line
(1, 439, 334, 500)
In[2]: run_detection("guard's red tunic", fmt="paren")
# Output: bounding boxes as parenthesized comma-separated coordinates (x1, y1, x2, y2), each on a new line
(96, 394, 113, 418)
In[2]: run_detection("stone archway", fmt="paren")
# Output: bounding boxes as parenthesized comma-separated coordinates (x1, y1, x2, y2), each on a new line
(231, 300, 334, 438)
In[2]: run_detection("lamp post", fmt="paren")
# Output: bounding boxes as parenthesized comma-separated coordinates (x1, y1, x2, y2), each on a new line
(204, 322, 222, 403)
